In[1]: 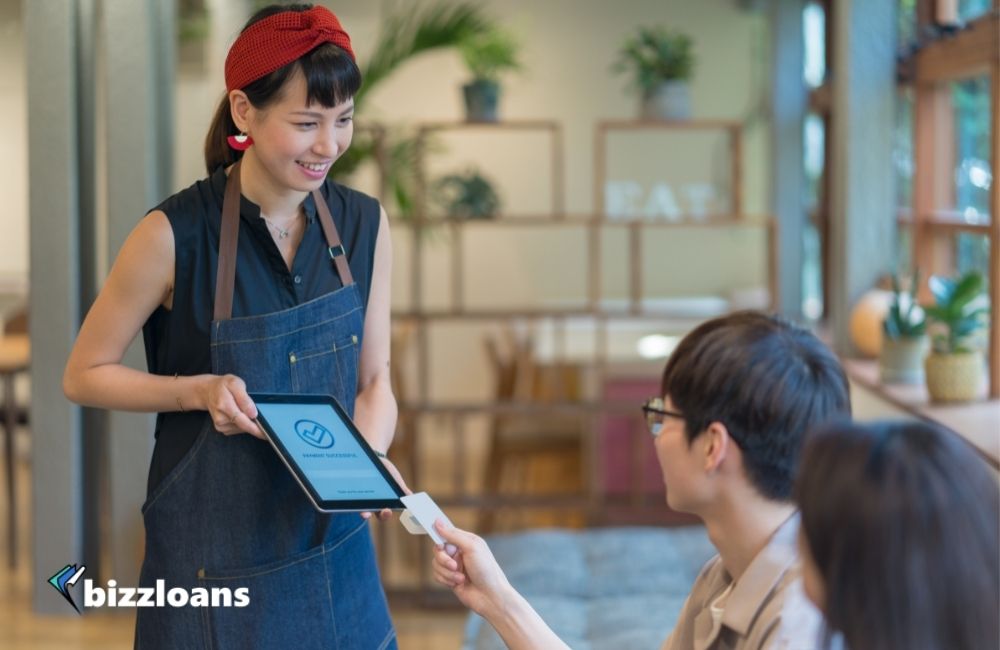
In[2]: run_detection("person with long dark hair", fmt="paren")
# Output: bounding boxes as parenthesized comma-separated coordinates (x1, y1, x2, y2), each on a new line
(63, 4, 402, 648)
(795, 420, 1000, 650)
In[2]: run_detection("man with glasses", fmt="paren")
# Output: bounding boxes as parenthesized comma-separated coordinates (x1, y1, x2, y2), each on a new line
(431, 311, 851, 649)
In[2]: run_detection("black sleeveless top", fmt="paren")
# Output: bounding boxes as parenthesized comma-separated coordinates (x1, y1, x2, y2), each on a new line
(141, 166, 381, 495)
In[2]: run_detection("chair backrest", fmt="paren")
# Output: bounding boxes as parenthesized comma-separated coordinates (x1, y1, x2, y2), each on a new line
(4, 308, 27, 335)
(390, 321, 415, 403)
(483, 327, 580, 403)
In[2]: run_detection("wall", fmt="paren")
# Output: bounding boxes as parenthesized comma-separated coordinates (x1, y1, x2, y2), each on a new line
(174, 0, 770, 207)
(0, 0, 28, 292)
(168, 0, 774, 402)
(3, 0, 772, 403)
(2, 0, 772, 298)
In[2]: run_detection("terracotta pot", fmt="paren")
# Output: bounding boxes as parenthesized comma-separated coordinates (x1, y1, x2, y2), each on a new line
(924, 351, 985, 402)
(879, 336, 928, 384)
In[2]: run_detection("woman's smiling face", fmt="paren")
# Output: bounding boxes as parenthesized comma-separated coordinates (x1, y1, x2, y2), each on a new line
(238, 69, 354, 194)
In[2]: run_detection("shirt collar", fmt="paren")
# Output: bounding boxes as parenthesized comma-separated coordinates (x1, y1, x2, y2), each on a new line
(210, 164, 319, 225)
(719, 512, 802, 636)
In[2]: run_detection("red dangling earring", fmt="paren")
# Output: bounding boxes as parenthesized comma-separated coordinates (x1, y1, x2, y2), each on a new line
(227, 132, 253, 151)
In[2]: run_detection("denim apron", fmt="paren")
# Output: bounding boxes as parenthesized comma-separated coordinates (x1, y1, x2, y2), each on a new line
(135, 162, 396, 650)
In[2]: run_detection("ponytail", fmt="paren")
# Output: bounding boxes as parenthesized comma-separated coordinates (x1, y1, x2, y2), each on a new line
(204, 94, 242, 175)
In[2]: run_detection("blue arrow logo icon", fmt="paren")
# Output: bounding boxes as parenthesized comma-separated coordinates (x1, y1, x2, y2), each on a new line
(48, 564, 86, 614)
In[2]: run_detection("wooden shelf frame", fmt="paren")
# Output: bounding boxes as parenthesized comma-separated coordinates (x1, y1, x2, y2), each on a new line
(594, 119, 745, 221)
(371, 118, 777, 603)
(400, 117, 775, 417)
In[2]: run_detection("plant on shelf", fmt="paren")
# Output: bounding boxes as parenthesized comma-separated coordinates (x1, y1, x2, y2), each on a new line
(878, 270, 928, 384)
(433, 168, 501, 219)
(923, 270, 990, 402)
(328, 2, 495, 218)
(458, 26, 522, 122)
(613, 25, 694, 120)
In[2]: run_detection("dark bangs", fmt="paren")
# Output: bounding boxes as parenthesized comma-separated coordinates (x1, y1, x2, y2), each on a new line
(242, 42, 361, 110)
(299, 42, 361, 106)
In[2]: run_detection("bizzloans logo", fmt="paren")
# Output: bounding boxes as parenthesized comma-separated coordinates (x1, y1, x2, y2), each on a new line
(48, 563, 86, 613)
(49, 564, 250, 614)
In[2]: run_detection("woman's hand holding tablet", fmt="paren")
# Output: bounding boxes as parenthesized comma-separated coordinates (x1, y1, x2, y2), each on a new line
(251, 393, 407, 513)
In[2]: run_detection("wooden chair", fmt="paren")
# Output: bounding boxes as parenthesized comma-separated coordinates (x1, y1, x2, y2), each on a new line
(1, 309, 29, 568)
(480, 327, 585, 531)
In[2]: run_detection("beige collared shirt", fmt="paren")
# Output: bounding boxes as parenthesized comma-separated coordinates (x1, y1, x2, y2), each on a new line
(661, 513, 823, 650)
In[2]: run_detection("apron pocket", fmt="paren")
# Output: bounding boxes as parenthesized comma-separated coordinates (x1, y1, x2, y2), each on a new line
(288, 333, 359, 397)
(197, 521, 394, 650)
(142, 419, 212, 516)
(197, 543, 336, 650)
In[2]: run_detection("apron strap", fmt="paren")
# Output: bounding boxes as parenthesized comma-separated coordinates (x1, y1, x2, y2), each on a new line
(213, 161, 243, 322)
(312, 187, 355, 288)
(213, 161, 355, 322)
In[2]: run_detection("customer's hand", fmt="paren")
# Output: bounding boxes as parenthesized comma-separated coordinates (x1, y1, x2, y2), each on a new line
(362, 455, 411, 521)
(200, 374, 264, 439)
(432, 520, 513, 618)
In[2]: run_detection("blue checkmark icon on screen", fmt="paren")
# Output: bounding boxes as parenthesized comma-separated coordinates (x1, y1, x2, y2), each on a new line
(294, 419, 335, 449)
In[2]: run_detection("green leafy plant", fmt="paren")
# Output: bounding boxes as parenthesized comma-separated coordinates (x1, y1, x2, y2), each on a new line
(459, 28, 521, 81)
(613, 26, 694, 96)
(329, 2, 495, 217)
(433, 168, 501, 219)
(179, 0, 210, 44)
(924, 271, 990, 353)
(883, 271, 926, 339)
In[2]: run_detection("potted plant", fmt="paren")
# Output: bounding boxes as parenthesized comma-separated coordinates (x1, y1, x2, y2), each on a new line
(613, 26, 695, 120)
(458, 27, 522, 122)
(923, 271, 990, 402)
(178, 0, 211, 69)
(329, 2, 495, 218)
(433, 168, 501, 219)
(879, 271, 928, 384)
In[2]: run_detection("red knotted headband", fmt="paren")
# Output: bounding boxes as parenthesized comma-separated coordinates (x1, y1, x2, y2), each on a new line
(224, 5, 355, 92)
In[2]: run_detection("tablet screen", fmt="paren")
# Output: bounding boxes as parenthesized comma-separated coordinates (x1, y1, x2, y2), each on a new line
(253, 396, 403, 510)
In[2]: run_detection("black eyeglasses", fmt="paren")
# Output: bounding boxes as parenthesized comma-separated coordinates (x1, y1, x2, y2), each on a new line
(641, 397, 685, 437)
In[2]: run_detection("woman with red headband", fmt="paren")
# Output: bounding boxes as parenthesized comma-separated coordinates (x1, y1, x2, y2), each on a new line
(63, 4, 401, 648)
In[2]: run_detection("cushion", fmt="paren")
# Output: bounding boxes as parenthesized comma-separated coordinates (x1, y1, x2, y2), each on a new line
(462, 526, 715, 650)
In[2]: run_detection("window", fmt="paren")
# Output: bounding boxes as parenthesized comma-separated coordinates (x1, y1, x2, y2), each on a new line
(958, 0, 993, 22)
(898, 0, 998, 397)
(802, 2, 830, 322)
(803, 113, 826, 321)
(897, 0, 918, 52)
(948, 76, 991, 225)
(803, 3, 826, 89)
(895, 87, 915, 216)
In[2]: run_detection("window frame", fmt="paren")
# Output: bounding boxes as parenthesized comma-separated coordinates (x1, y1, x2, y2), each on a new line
(904, 1, 999, 397)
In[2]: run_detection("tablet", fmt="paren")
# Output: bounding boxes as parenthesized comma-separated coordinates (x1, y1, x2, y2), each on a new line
(251, 393, 405, 513)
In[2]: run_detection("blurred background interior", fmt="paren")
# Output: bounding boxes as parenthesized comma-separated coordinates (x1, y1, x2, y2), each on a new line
(0, 0, 998, 648)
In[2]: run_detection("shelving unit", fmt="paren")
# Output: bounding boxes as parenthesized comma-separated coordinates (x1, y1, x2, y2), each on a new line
(364, 117, 777, 604)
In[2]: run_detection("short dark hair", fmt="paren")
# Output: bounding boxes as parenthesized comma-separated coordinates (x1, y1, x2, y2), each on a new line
(204, 3, 362, 174)
(795, 420, 999, 650)
(660, 311, 850, 500)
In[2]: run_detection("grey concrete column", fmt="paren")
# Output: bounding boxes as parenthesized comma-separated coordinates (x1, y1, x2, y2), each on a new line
(102, 0, 175, 587)
(26, 0, 86, 613)
(770, 0, 806, 320)
(828, 0, 896, 355)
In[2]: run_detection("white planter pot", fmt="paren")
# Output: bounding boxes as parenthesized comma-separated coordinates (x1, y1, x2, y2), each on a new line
(879, 336, 928, 384)
(641, 81, 691, 120)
